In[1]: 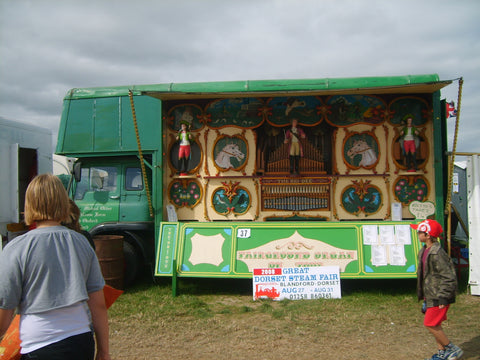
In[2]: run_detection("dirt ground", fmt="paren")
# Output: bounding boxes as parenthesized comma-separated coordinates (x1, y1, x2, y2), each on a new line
(108, 291, 480, 360)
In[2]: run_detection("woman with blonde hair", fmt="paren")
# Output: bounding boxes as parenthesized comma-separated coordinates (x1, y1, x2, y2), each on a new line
(0, 174, 111, 360)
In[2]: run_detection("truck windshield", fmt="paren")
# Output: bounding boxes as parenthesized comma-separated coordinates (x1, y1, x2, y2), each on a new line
(75, 166, 118, 200)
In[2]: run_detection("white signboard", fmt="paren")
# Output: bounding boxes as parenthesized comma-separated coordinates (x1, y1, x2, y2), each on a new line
(253, 266, 341, 301)
(409, 201, 435, 220)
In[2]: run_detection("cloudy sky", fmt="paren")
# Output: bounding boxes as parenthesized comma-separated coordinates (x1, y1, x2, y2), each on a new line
(1, 0, 479, 154)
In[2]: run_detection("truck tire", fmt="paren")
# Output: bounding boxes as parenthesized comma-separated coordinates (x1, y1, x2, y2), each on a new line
(123, 240, 140, 287)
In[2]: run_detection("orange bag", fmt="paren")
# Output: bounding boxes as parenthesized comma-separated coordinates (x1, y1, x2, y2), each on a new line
(0, 285, 123, 360)
(0, 315, 21, 360)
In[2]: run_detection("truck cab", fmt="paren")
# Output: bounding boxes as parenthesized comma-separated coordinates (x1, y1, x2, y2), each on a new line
(71, 157, 154, 286)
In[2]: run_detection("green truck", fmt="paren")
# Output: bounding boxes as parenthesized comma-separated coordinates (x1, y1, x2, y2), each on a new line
(56, 74, 452, 286)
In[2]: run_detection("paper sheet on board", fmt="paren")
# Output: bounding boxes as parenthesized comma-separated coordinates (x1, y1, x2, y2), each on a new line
(379, 226, 395, 245)
(371, 244, 388, 266)
(389, 244, 407, 266)
(362, 225, 378, 245)
(395, 225, 412, 245)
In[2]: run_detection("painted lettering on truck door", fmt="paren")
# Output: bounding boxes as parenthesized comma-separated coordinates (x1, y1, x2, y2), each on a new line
(75, 166, 120, 230)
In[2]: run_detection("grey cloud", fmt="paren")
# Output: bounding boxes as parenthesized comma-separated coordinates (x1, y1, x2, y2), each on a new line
(1, 0, 479, 152)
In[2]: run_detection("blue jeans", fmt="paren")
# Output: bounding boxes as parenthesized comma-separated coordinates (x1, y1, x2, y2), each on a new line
(21, 332, 94, 360)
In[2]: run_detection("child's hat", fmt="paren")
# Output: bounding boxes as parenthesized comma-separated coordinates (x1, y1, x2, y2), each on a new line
(410, 219, 443, 237)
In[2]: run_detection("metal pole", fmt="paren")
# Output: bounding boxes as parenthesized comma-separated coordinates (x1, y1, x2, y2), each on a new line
(172, 259, 177, 297)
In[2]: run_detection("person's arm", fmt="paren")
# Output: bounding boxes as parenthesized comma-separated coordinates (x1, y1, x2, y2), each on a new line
(434, 250, 458, 306)
(0, 308, 15, 340)
(297, 127, 306, 139)
(87, 290, 111, 360)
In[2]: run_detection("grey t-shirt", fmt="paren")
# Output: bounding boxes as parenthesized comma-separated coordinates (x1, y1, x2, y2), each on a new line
(0, 226, 105, 314)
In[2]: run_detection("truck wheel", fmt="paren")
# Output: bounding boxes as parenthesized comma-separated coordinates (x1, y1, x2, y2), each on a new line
(123, 240, 140, 287)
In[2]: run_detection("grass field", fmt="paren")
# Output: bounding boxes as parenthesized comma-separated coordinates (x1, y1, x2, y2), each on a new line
(107, 272, 479, 360)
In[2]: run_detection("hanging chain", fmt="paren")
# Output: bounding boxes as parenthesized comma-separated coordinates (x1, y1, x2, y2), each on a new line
(128, 90, 154, 218)
(445, 78, 463, 255)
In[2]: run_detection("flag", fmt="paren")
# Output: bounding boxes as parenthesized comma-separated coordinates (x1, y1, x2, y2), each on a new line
(446, 101, 457, 118)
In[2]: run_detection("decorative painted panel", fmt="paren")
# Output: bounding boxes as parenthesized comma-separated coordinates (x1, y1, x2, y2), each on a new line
(388, 97, 430, 126)
(333, 176, 389, 220)
(266, 96, 323, 126)
(205, 98, 264, 128)
(168, 179, 202, 208)
(325, 95, 386, 126)
(212, 181, 251, 215)
(393, 176, 429, 205)
(213, 134, 248, 172)
(167, 104, 204, 131)
(343, 131, 379, 170)
(341, 180, 382, 216)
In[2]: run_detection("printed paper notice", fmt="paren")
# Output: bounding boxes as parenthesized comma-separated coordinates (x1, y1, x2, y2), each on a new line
(389, 244, 407, 266)
(371, 245, 388, 266)
(395, 225, 412, 245)
(362, 225, 378, 245)
(379, 226, 395, 245)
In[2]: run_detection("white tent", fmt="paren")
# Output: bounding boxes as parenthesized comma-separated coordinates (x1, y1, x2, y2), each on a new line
(467, 155, 480, 295)
(0, 118, 52, 247)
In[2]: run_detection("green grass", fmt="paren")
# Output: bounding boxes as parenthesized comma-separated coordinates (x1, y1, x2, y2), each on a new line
(109, 276, 421, 321)
(107, 269, 480, 359)
(109, 268, 474, 324)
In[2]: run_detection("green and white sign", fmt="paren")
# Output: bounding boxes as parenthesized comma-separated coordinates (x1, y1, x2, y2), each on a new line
(155, 221, 420, 279)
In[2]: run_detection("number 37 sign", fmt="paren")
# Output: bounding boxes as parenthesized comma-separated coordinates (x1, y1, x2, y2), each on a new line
(252, 266, 341, 301)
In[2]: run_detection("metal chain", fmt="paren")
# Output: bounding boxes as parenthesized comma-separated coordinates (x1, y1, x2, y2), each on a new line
(445, 78, 463, 254)
(128, 90, 154, 218)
